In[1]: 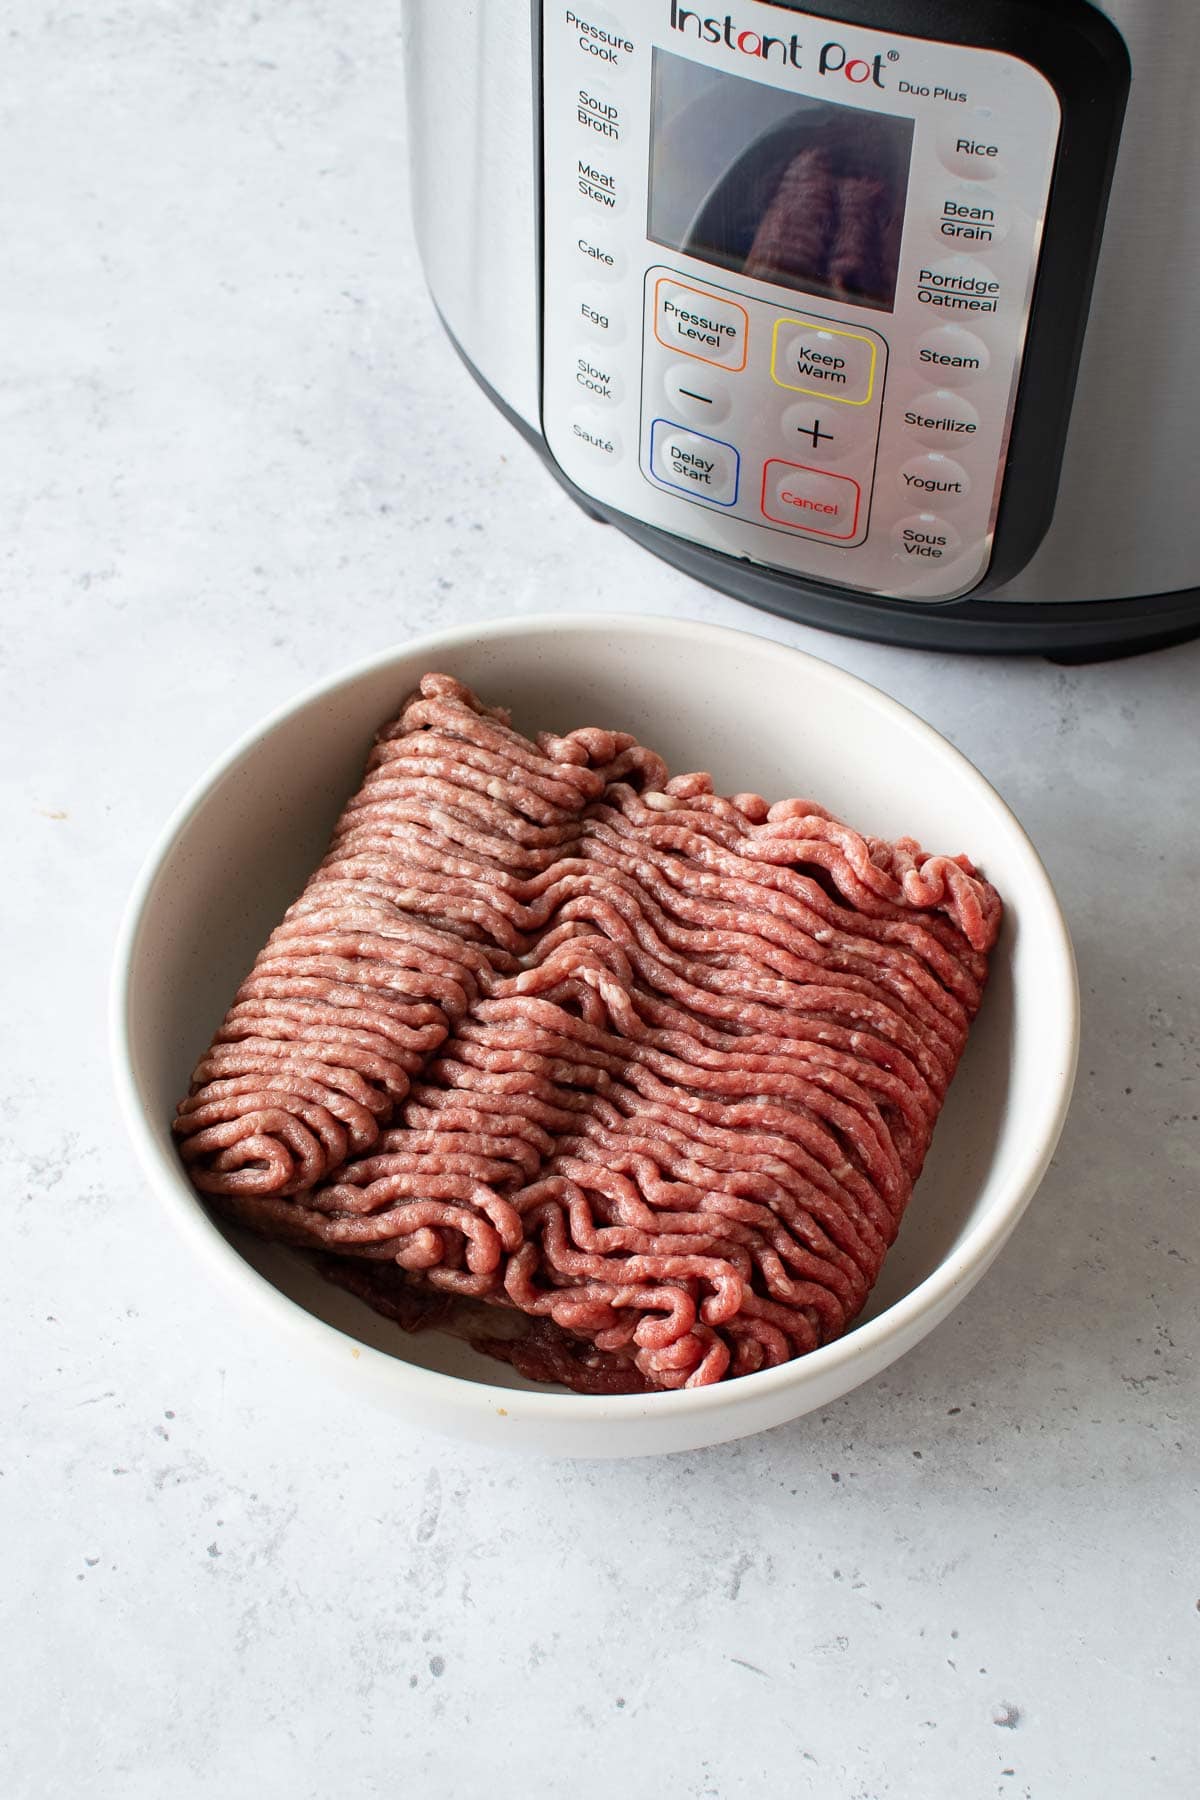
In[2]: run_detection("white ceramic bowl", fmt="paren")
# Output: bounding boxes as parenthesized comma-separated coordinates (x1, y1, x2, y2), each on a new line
(112, 615, 1078, 1458)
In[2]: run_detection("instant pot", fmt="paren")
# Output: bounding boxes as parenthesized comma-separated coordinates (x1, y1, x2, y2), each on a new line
(403, 2, 1200, 655)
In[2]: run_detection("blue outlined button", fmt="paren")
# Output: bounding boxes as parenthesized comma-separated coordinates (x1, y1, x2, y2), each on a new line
(649, 418, 740, 507)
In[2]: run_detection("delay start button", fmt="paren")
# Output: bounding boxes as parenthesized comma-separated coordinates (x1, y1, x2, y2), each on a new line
(649, 419, 740, 506)
(654, 277, 748, 370)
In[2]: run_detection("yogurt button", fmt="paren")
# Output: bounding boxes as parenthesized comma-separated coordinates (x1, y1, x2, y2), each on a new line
(903, 389, 982, 447)
(898, 453, 971, 505)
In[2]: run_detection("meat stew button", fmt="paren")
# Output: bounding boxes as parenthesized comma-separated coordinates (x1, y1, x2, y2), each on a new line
(761, 459, 862, 539)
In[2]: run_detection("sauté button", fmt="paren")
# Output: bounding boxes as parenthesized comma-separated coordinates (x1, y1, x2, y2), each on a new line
(894, 513, 963, 562)
(570, 410, 621, 459)
(771, 319, 877, 404)
(654, 278, 748, 369)
(903, 389, 982, 447)
(911, 325, 991, 385)
(761, 459, 862, 539)
(573, 350, 623, 405)
(898, 453, 971, 505)
(650, 419, 740, 506)
(664, 363, 732, 425)
(780, 402, 866, 463)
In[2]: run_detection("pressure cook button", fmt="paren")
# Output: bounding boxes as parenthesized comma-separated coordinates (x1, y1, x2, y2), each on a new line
(564, 7, 635, 68)
(938, 120, 1004, 180)
(903, 389, 982, 447)
(573, 224, 625, 280)
(898, 453, 971, 505)
(570, 411, 621, 460)
(573, 350, 623, 405)
(894, 513, 964, 564)
(771, 320, 877, 405)
(911, 325, 991, 385)
(573, 291, 624, 342)
(649, 419, 740, 506)
(664, 363, 732, 425)
(653, 277, 748, 370)
(761, 459, 862, 540)
(780, 402, 866, 462)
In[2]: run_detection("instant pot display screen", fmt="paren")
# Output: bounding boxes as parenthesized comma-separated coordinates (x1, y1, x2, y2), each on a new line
(647, 49, 914, 311)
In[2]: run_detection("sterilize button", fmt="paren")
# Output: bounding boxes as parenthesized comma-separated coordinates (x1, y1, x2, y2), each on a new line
(898, 453, 971, 505)
(772, 320, 877, 404)
(761, 459, 862, 539)
(903, 389, 982, 447)
(654, 277, 748, 370)
(650, 419, 740, 506)
(780, 403, 863, 463)
(911, 325, 991, 386)
(664, 363, 732, 425)
(893, 513, 964, 563)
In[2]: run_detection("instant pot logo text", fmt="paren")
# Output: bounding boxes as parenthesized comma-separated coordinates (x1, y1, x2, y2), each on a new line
(668, 2, 889, 87)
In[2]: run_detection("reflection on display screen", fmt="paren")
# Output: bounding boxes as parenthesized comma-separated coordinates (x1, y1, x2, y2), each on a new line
(648, 49, 914, 312)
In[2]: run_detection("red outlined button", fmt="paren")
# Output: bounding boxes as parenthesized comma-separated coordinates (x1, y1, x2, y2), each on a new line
(761, 459, 862, 540)
(653, 277, 749, 370)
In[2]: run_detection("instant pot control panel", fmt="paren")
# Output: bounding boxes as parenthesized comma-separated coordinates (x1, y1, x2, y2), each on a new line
(540, 3, 1063, 604)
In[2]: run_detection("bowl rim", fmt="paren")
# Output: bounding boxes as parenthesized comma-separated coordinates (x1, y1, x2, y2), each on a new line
(111, 611, 1080, 1424)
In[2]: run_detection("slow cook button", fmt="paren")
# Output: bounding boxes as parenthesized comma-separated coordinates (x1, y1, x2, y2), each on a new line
(761, 460, 862, 539)
(903, 389, 982, 446)
(654, 276, 748, 369)
(574, 291, 624, 342)
(894, 513, 964, 564)
(570, 411, 621, 459)
(573, 223, 625, 280)
(574, 350, 623, 404)
(650, 420, 740, 506)
(664, 363, 732, 424)
(912, 324, 991, 385)
(898, 453, 971, 504)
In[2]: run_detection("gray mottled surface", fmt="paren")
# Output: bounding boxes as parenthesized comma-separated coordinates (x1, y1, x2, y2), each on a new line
(2, 6, 1197, 1796)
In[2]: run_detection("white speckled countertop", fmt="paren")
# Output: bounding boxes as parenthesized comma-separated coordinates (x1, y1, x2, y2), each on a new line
(3, 6, 1197, 1796)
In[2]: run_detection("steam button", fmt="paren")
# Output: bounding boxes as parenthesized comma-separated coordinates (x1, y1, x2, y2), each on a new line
(911, 325, 991, 385)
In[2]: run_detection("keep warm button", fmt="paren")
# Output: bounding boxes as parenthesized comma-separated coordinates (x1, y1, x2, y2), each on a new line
(761, 459, 862, 540)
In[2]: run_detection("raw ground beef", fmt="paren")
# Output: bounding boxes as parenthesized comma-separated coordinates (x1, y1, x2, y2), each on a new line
(175, 674, 1001, 1392)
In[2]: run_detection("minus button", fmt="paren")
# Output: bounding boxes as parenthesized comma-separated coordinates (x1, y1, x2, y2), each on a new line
(663, 362, 731, 425)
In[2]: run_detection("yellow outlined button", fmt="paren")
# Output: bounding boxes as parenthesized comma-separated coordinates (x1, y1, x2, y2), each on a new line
(771, 317, 877, 405)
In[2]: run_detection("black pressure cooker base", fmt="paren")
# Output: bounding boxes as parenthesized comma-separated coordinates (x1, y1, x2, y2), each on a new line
(446, 322, 1200, 662)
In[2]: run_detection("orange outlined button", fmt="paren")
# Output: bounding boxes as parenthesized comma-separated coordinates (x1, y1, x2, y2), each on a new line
(770, 317, 877, 405)
(761, 459, 862, 540)
(654, 277, 748, 370)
